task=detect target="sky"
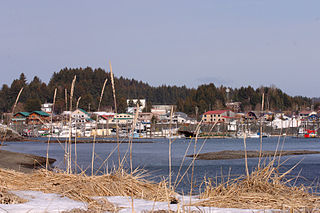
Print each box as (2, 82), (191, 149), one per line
(1, 0), (320, 97)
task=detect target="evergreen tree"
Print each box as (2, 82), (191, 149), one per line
(24, 98), (41, 112)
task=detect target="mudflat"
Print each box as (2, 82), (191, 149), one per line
(188, 150), (320, 160)
(0, 150), (56, 173)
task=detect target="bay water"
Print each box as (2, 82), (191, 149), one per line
(3, 137), (320, 194)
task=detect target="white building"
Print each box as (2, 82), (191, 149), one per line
(269, 117), (301, 129)
(151, 105), (176, 117)
(41, 103), (53, 113)
(159, 112), (196, 124)
(71, 109), (92, 123)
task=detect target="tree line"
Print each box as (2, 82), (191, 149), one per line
(0, 67), (315, 117)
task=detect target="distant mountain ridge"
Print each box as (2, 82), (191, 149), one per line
(0, 67), (315, 116)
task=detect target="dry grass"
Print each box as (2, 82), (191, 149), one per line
(196, 159), (320, 211)
(0, 181), (26, 204)
(0, 190), (26, 205)
(142, 211), (176, 213)
(0, 168), (175, 211)
(61, 198), (117, 213)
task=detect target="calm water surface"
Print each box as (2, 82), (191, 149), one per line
(3, 137), (320, 193)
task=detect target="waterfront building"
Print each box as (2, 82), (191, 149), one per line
(27, 111), (50, 125)
(12, 112), (30, 124)
(159, 112), (196, 124)
(151, 105), (176, 118)
(202, 110), (236, 123)
(71, 109), (91, 123)
(98, 113), (115, 124)
(113, 113), (134, 124)
(41, 103), (53, 114)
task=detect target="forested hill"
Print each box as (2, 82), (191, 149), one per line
(0, 67), (313, 116)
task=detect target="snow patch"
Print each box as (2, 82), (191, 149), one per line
(0, 191), (278, 213)
(105, 195), (276, 213)
(0, 191), (87, 213)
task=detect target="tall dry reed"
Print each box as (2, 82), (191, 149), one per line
(46, 88), (57, 171)
(109, 61), (121, 167)
(168, 105), (174, 189)
(67, 75), (76, 174)
(197, 157), (320, 211)
(91, 78), (108, 176)
(73, 96), (82, 171)
(258, 92), (265, 169)
(1, 87), (24, 149)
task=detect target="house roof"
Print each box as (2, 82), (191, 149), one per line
(14, 112), (30, 117)
(100, 115), (114, 120)
(32, 111), (50, 117)
(79, 108), (90, 115)
(203, 110), (228, 115)
(299, 110), (312, 114)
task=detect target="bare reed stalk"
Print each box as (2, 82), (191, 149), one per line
(67, 76), (76, 174)
(188, 121), (222, 200)
(258, 93), (265, 168)
(130, 104), (139, 173)
(173, 120), (203, 188)
(197, 157), (320, 210)
(12, 87), (24, 115)
(95, 136), (135, 175)
(109, 61), (121, 167)
(74, 96), (81, 172)
(175, 120), (218, 190)
(277, 127), (289, 166)
(189, 121), (201, 200)
(243, 131), (249, 178)
(64, 88), (68, 166)
(91, 78), (108, 176)
(1, 87), (24, 149)
(273, 124), (285, 168)
(46, 88), (57, 171)
(168, 106), (174, 189)
(65, 89), (68, 112)
(128, 104), (140, 211)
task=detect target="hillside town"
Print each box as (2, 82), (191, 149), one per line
(3, 98), (320, 139)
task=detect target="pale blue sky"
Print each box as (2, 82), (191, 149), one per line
(1, 1), (320, 97)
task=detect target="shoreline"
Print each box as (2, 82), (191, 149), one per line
(0, 149), (56, 173)
(15, 138), (155, 143)
(188, 150), (320, 160)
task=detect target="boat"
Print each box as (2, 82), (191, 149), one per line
(304, 129), (317, 138)
(236, 131), (265, 139)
